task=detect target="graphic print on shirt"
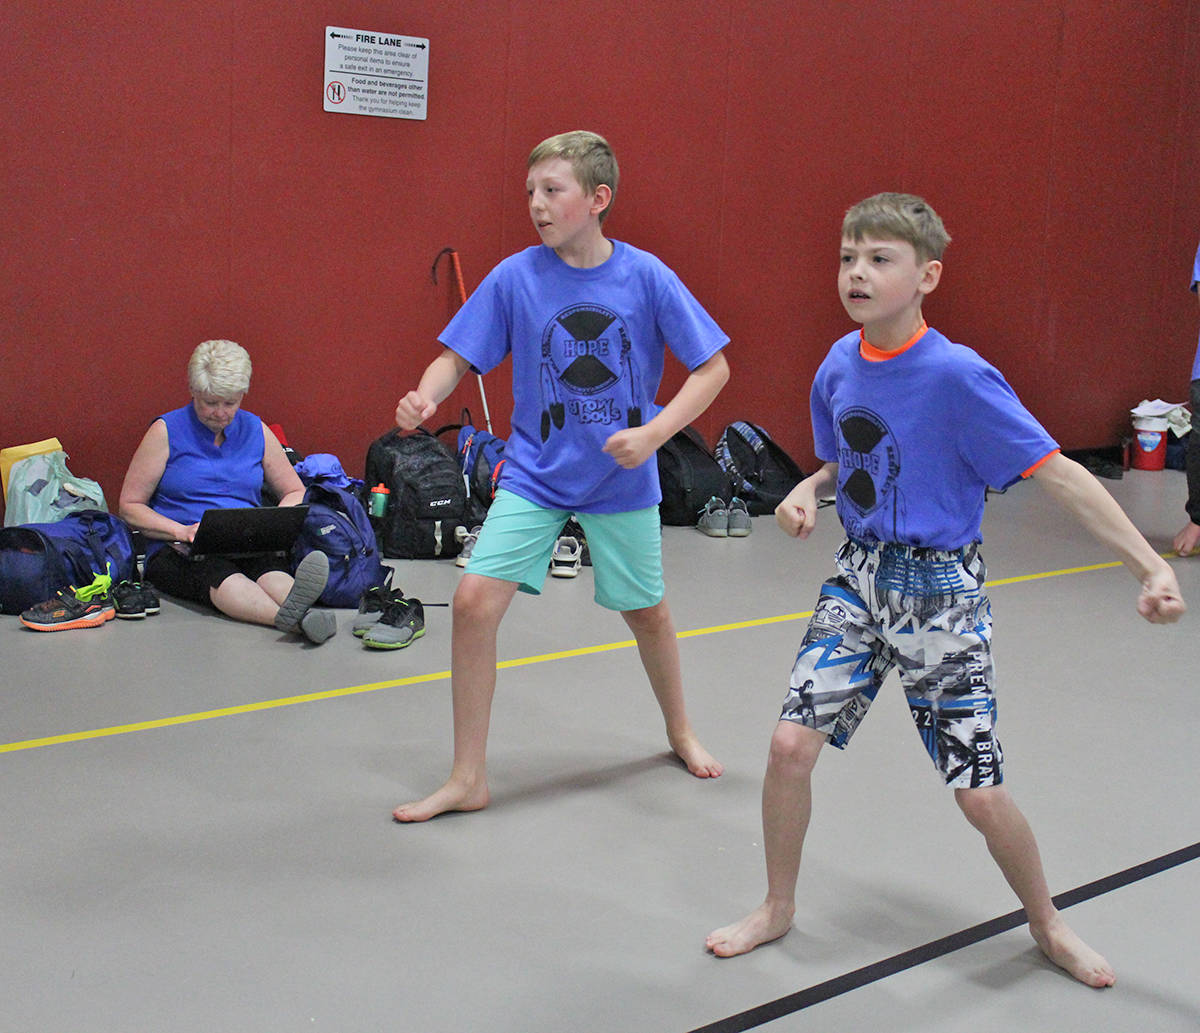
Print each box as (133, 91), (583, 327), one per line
(539, 303), (642, 442)
(837, 406), (904, 541)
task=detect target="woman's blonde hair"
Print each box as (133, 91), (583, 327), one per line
(188, 339), (252, 398)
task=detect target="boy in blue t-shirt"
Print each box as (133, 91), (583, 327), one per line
(706, 194), (1184, 987)
(391, 131), (730, 823)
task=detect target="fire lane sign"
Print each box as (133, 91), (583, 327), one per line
(324, 26), (429, 120)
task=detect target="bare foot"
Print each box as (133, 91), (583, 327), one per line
(706, 901), (794, 957)
(392, 777), (490, 823)
(668, 728), (724, 778)
(1030, 914), (1116, 988)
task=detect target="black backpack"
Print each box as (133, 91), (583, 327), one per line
(365, 428), (473, 559)
(715, 420), (805, 516)
(656, 425), (734, 526)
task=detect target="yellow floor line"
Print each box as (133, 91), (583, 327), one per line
(0, 557), (1140, 754)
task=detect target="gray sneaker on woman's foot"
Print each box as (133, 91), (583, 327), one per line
(275, 551), (330, 633)
(300, 608), (338, 644)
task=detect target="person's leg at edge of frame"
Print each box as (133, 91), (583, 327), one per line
(706, 720), (826, 956)
(622, 599), (724, 778)
(955, 785), (1116, 988)
(391, 572), (520, 823)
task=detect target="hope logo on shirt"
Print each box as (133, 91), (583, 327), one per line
(538, 303), (642, 440)
(837, 407), (900, 517)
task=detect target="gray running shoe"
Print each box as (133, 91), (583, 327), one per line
(727, 497), (752, 537)
(696, 496), (729, 537)
(362, 596), (425, 650)
(352, 579), (405, 637)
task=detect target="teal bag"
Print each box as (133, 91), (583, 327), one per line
(4, 450), (107, 527)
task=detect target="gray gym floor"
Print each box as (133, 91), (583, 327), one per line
(2, 468), (1197, 1033)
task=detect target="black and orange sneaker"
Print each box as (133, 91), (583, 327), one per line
(20, 573), (116, 632)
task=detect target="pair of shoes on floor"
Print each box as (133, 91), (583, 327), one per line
(362, 595), (425, 650)
(456, 525), (483, 568)
(20, 569), (116, 631)
(113, 580), (160, 619)
(274, 551), (337, 644)
(551, 535), (583, 578)
(696, 496), (752, 538)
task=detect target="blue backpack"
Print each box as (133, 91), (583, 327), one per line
(292, 480), (390, 607)
(0, 509), (137, 614)
(455, 422), (507, 523)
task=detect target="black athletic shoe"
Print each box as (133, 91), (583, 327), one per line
(113, 580), (161, 619)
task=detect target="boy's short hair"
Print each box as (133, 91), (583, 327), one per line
(528, 130), (619, 223)
(842, 193), (951, 262)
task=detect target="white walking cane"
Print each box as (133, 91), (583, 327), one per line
(432, 248), (492, 433)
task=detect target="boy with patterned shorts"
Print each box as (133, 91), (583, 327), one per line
(706, 193), (1185, 987)
(391, 131), (729, 823)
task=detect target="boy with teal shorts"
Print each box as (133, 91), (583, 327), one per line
(391, 131), (730, 823)
(706, 193), (1185, 987)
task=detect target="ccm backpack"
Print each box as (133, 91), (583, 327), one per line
(656, 425), (733, 526)
(365, 428), (473, 559)
(292, 480), (390, 607)
(715, 421), (805, 515)
(0, 509), (137, 614)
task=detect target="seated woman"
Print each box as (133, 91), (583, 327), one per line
(118, 339), (336, 644)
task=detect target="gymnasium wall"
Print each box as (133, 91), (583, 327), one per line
(3, 0), (1198, 507)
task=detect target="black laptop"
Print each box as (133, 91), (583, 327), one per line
(184, 505), (309, 558)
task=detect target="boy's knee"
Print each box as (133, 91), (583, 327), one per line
(954, 784), (1010, 829)
(453, 574), (514, 625)
(768, 721), (824, 777)
(622, 598), (671, 635)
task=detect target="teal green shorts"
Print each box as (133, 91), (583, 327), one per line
(466, 489), (664, 612)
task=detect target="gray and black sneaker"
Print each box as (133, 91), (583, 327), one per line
(362, 596), (425, 650)
(352, 577), (405, 637)
(113, 580), (161, 619)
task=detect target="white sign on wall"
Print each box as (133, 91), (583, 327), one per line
(324, 26), (429, 120)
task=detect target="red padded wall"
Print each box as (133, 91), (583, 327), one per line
(2, 0), (1197, 508)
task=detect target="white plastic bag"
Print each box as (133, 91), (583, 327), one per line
(4, 450), (107, 526)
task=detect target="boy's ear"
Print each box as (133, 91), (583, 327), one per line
(919, 259), (943, 295)
(590, 184), (613, 219)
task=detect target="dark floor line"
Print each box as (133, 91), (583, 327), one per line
(687, 841), (1200, 1033)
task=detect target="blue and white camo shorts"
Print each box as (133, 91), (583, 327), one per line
(780, 537), (1003, 788)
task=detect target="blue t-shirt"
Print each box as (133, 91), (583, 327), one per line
(1190, 240), (1199, 381)
(811, 326), (1058, 550)
(439, 241), (729, 512)
(146, 403), (266, 556)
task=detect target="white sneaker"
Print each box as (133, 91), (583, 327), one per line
(550, 536), (582, 578)
(456, 526), (483, 568)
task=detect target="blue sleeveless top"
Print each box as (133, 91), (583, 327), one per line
(146, 403), (265, 556)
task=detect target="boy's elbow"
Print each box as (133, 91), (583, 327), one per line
(706, 350), (731, 388)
